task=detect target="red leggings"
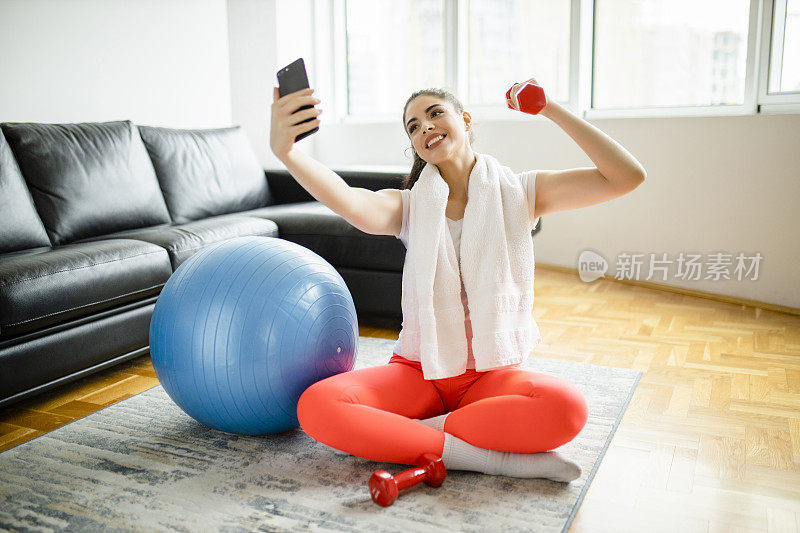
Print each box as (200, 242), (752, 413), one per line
(297, 353), (589, 466)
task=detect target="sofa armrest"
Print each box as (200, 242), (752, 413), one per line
(264, 168), (405, 206)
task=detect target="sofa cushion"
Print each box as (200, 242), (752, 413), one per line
(0, 130), (50, 253)
(0, 239), (172, 338)
(239, 202), (406, 273)
(0, 121), (172, 246)
(80, 216), (279, 270)
(138, 125), (269, 223)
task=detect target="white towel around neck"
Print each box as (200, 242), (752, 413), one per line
(400, 151), (540, 379)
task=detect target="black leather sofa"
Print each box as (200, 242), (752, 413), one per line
(0, 120), (541, 409)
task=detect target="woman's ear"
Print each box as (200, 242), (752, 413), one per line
(463, 111), (472, 130)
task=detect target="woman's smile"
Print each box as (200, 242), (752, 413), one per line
(427, 134), (447, 150)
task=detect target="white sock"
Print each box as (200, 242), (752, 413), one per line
(441, 433), (582, 483)
(440, 432), (491, 472)
(414, 413), (450, 432)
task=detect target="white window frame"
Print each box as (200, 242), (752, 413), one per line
(759, 0), (800, 113)
(314, 0), (800, 124)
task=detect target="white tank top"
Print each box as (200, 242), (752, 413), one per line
(445, 216), (477, 370)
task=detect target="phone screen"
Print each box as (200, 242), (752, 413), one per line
(277, 58), (319, 142)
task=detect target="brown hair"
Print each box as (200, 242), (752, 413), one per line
(400, 88), (476, 190)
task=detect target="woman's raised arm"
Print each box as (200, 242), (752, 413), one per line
(270, 87), (359, 223)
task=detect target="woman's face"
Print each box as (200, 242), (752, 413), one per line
(404, 95), (471, 165)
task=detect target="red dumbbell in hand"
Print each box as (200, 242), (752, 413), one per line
(369, 453), (447, 507)
(506, 80), (547, 115)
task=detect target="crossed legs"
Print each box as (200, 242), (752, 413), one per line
(297, 362), (447, 464)
(296, 359), (588, 466)
(444, 367), (588, 453)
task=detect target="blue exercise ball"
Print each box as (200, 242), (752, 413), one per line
(149, 236), (358, 435)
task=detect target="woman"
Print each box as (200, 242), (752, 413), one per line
(270, 79), (646, 482)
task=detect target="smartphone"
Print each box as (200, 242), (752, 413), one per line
(277, 58), (319, 143)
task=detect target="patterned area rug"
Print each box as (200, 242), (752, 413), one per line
(0, 336), (641, 532)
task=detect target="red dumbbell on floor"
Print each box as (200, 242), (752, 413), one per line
(369, 453), (447, 507)
(506, 82), (547, 115)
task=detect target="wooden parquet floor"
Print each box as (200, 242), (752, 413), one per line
(1, 265), (799, 532)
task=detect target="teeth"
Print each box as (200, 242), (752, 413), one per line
(427, 134), (445, 148)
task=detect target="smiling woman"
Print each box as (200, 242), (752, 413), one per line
(340, 88), (479, 238)
(271, 76), (642, 484)
(297, 138), (588, 482)
(400, 87), (476, 192)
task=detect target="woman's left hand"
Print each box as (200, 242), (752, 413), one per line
(506, 77), (551, 114)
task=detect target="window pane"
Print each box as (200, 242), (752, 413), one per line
(595, 0), (750, 108)
(346, 0), (445, 116)
(468, 0), (570, 106)
(770, 0), (800, 92)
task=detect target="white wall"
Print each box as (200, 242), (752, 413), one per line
(227, 0), (278, 169)
(0, 0), (232, 128)
(227, 0), (316, 169)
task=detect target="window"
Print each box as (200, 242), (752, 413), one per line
(768, 0), (800, 93)
(594, 0), (750, 109)
(467, 0), (570, 107)
(344, 0), (446, 117)
(329, 0), (800, 120)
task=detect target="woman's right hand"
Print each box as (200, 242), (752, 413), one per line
(270, 87), (323, 160)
